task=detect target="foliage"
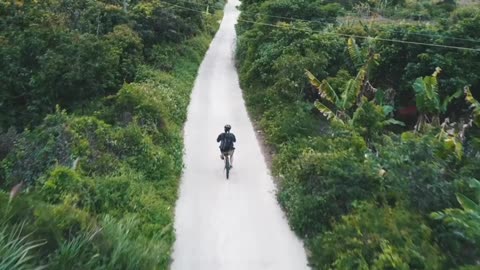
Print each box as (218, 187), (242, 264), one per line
(276, 131), (378, 236)
(0, 0), (223, 268)
(0, 222), (46, 270)
(237, 0), (480, 268)
(465, 86), (480, 126)
(378, 131), (458, 214)
(310, 203), (444, 269)
(0, 0), (224, 130)
(431, 178), (480, 267)
(412, 67), (462, 131)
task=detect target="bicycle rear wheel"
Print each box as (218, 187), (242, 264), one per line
(225, 156), (230, 179)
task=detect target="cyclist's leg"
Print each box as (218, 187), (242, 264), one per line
(220, 149), (224, 160)
(229, 149), (235, 166)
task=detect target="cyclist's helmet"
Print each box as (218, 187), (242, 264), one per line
(224, 124), (231, 132)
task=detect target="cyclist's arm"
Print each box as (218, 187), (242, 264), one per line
(232, 134), (236, 142)
(216, 133), (223, 142)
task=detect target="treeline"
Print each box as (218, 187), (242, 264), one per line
(0, 0), (224, 268)
(236, 0), (480, 268)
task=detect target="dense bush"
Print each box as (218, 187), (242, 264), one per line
(310, 203), (445, 269)
(277, 131), (379, 236)
(0, 0), (224, 130)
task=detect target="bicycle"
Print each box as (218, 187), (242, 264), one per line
(223, 152), (232, 179)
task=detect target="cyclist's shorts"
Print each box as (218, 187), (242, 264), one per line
(221, 149), (235, 156)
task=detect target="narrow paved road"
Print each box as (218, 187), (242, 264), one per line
(171, 1), (309, 269)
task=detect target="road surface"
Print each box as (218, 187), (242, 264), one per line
(171, 0), (310, 269)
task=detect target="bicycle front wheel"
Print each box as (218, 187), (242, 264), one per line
(225, 156), (230, 179)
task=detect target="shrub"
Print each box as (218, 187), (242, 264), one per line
(431, 178), (480, 267)
(261, 103), (318, 146)
(0, 127), (18, 161)
(277, 131), (380, 237)
(40, 167), (96, 211)
(378, 132), (458, 214)
(310, 203), (444, 269)
(148, 44), (177, 71)
(1, 110), (76, 186)
(33, 203), (93, 247)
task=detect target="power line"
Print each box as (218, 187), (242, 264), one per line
(159, 1), (480, 52)
(164, 0), (480, 44)
(239, 19), (480, 52)
(338, 17), (480, 44)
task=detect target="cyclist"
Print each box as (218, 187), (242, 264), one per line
(217, 124), (236, 166)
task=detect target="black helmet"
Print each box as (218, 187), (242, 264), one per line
(224, 124), (231, 132)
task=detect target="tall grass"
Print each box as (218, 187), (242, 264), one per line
(0, 222), (45, 270)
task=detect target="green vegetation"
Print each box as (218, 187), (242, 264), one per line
(0, 0), (224, 268)
(236, 0), (480, 268)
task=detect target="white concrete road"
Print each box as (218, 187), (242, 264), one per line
(171, 0), (309, 269)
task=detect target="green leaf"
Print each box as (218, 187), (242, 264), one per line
(457, 193), (480, 212)
(468, 178), (480, 190)
(314, 101), (343, 124)
(445, 137), (463, 160)
(413, 71), (441, 114)
(468, 179), (480, 202)
(340, 79), (357, 110)
(384, 119), (405, 126)
(305, 69), (338, 104)
(347, 37), (362, 67)
(465, 86), (480, 126)
(441, 89), (462, 113)
(413, 77), (426, 95)
(430, 212), (445, 220)
(382, 105), (394, 116)
(340, 69), (364, 110)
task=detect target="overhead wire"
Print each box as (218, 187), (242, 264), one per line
(159, 0), (480, 52)
(238, 19), (480, 52)
(166, 0), (480, 44)
(163, 0), (480, 44)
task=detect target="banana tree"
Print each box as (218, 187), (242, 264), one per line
(304, 37), (378, 122)
(306, 69), (404, 129)
(347, 37), (380, 105)
(305, 69), (364, 124)
(412, 67), (462, 132)
(306, 37), (404, 130)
